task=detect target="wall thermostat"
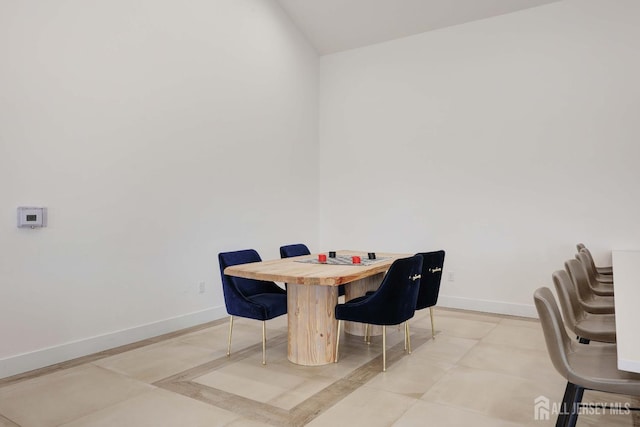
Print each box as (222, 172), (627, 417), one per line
(17, 207), (47, 228)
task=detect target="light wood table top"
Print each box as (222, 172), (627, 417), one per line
(224, 250), (410, 286)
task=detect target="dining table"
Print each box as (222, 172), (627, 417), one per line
(611, 250), (640, 373)
(223, 250), (409, 366)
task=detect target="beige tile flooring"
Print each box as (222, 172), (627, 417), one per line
(1, 307), (639, 426)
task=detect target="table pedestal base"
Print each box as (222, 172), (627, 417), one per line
(287, 283), (339, 366)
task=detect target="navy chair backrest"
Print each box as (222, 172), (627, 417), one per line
(218, 249), (282, 305)
(415, 250), (445, 310)
(359, 255), (423, 325)
(280, 244), (311, 258)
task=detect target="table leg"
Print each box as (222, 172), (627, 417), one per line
(344, 273), (385, 337)
(287, 283), (339, 366)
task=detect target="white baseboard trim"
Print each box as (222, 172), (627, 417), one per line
(437, 295), (537, 318)
(0, 306), (227, 380)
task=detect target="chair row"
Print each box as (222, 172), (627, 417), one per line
(535, 243), (639, 427)
(218, 245), (445, 371)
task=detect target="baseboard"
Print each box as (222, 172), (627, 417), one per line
(0, 306), (227, 380)
(437, 295), (537, 318)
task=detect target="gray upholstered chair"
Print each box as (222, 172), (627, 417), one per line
(552, 270), (616, 344)
(578, 249), (614, 288)
(564, 259), (614, 315)
(534, 287), (640, 427)
(576, 243), (613, 275)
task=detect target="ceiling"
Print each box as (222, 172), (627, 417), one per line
(275, 0), (560, 55)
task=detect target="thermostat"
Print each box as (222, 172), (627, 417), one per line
(17, 207), (47, 228)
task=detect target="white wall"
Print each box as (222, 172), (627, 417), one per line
(0, 0), (318, 377)
(319, 0), (640, 317)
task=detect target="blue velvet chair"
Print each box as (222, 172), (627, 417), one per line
(279, 243), (310, 259)
(416, 250), (445, 338)
(279, 243), (345, 297)
(334, 255), (423, 371)
(218, 249), (287, 365)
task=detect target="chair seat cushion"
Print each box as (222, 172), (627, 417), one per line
(246, 293), (288, 320)
(336, 294), (411, 325)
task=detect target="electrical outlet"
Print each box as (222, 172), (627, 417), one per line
(198, 281), (206, 294)
(448, 272), (455, 282)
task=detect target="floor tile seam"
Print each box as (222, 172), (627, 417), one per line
(460, 342), (551, 366)
(158, 380), (290, 426)
(385, 397), (435, 427)
(476, 339), (547, 353)
(162, 326), (430, 386)
(50, 387), (164, 427)
(153, 334), (289, 386)
(410, 339), (490, 401)
(0, 319), (227, 388)
(432, 330), (484, 370)
(287, 378), (363, 426)
(87, 363), (163, 389)
(415, 398), (524, 426)
(452, 363), (549, 382)
(498, 317), (541, 327)
(154, 330), (433, 426)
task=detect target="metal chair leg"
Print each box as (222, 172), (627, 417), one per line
(227, 315), (234, 357)
(429, 307), (435, 338)
(382, 325), (387, 372)
(335, 320), (341, 363)
(262, 321), (266, 365)
(403, 322), (407, 351)
(364, 324), (369, 344)
(567, 386), (584, 427)
(406, 321), (412, 354)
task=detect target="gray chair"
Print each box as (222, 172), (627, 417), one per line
(578, 248), (614, 287)
(534, 287), (640, 427)
(576, 243), (613, 275)
(564, 259), (614, 315)
(552, 270), (616, 344)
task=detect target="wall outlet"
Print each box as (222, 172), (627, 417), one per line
(198, 281), (206, 294)
(448, 272), (455, 282)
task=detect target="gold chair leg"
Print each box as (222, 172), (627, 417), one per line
(382, 325), (387, 372)
(430, 307), (435, 338)
(406, 321), (412, 354)
(227, 315), (234, 357)
(262, 321), (266, 365)
(404, 323), (407, 351)
(335, 320), (341, 363)
(364, 324), (368, 343)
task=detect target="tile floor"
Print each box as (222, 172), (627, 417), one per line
(1, 307), (638, 427)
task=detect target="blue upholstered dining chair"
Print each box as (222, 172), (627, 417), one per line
(415, 250), (445, 338)
(218, 249), (287, 365)
(365, 250), (445, 339)
(279, 243), (310, 259)
(334, 255), (423, 371)
(279, 243), (345, 297)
